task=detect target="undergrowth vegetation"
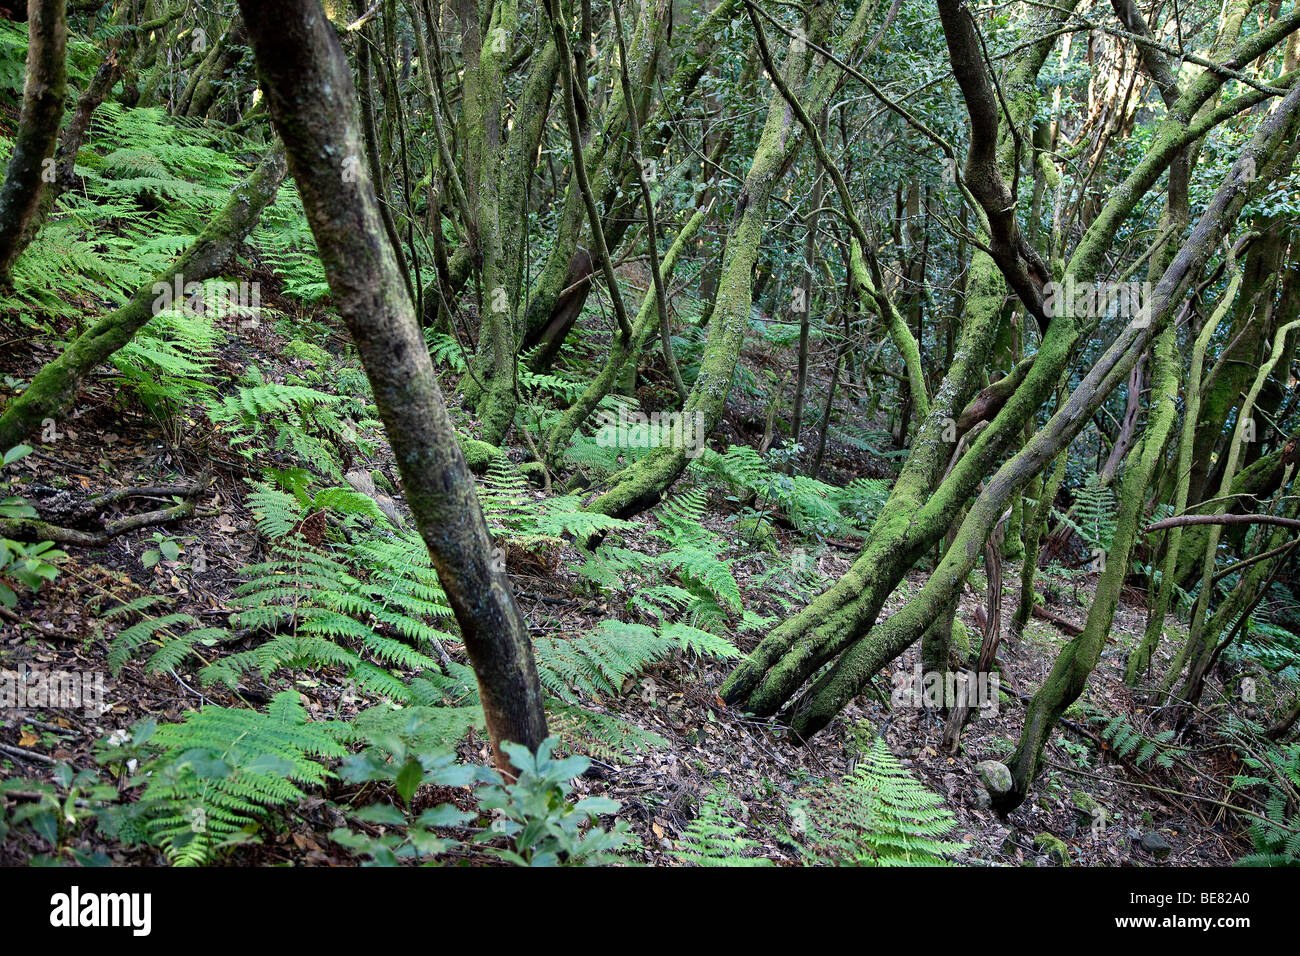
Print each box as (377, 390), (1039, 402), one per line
(2, 0), (1300, 876)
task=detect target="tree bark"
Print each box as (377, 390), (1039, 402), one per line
(0, 143), (288, 450)
(0, 0), (67, 282)
(727, 39), (1300, 734)
(997, 327), (1179, 809)
(583, 0), (877, 518)
(236, 0), (547, 773)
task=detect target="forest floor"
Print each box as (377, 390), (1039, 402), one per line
(0, 302), (1259, 867)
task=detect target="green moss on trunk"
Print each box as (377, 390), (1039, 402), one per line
(0, 145), (288, 449)
(1000, 327), (1178, 810)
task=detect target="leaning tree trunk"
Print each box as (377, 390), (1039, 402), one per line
(0, 0), (67, 283)
(462, 0), (663, 443)
(791, 104), (1280, 741)
(176, 14), (246, 119)
(995, 327), (1179, 809)
(543, 205), (708, 465)
(720, 1), (1300, 725)
(1182, 231), (1280, 509)
(1162, 313), (1300, 701)
(1178, 499), (1299, 708)
(1126, 260), (1244, 682)
(519, 0), (740, 372)
(0, 143), (288, 450)
(19, 0), (175, 249)
(22, 41), (125, 248)
(788, 110), (826, 463)
(1010, 428), (1067, 640)
(236, 0), (546, 773)
(722, 0), (1084, 716)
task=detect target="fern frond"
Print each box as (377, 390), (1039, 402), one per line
(671, 790), (773, 866)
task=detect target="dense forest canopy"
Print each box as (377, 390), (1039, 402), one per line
(0, 0), (1298, 874)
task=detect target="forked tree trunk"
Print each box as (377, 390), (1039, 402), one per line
(519, 0), (740, 373)
(722, 2), (1083, 717)
(723, 6), (1300, 736)
(1162, 313), (1300, 701)
(176, 14), (246, 119)
(21, 0), (179, 244)
(1010, 429), (1067, 639)
(788, 111), (826, 465)
(236, 0), (546, 772)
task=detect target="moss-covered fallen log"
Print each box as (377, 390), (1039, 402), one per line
(0, 471), (212, 547)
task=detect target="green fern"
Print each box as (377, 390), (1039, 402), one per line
(209, 368), (364, 480)
(204, 529), (452, 702)
(799, 737), (963, 866)
(118, 691), (347, 866)
(427, 331), (470, 372)
(476, 456), (631, 556)
(107, 477), (456, 707)
(691, 445), (866, 535)
(253, 183), (332, 302)
(534, 620), (675, 701)
(650, 488), (743, 619)
(1, 102), (252, 321)
(532, 616), (732, 758)
(1094, 715), (1177, 769)
(1063, 471), (1118, 556)
(1229, 737), (1300, 865)
(671, 790), (773, 866)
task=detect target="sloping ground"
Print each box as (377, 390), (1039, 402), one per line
(0, 298), (1255, 865)
(0, 94), (1271, 864)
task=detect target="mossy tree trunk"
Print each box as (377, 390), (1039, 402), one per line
(21, 1), (158, 249)
(788, 109), (826, 465)
(450, 0), (522, 446)
(176, 13), (245, 119)
(723, 0), (1082, 716)
(464, 0), (668, 442)
(582, 0), (877, 518)
(1127, 260), (1244, 682)
(1010, 430), (1066, 640)
(518, 0), (741, 372)
(543, 205), (708, 465)
(0, 0), (67, 283)
(1184, 227), (1284, 509)
(997, 328), (1179, 809)
(1162, 313), (1300, 701)
(796, 83), (1300, 742)
(722, 6), (1300, 731)
(0, 143), (288, 450)
(1178, 498), (1300, 708)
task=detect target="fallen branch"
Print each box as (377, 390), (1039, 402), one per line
(1031, 602), (1084, 636)
(0, 470), (212, 547)
(0, 742), (55, 765)
(1144, 512), (1300, 534)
